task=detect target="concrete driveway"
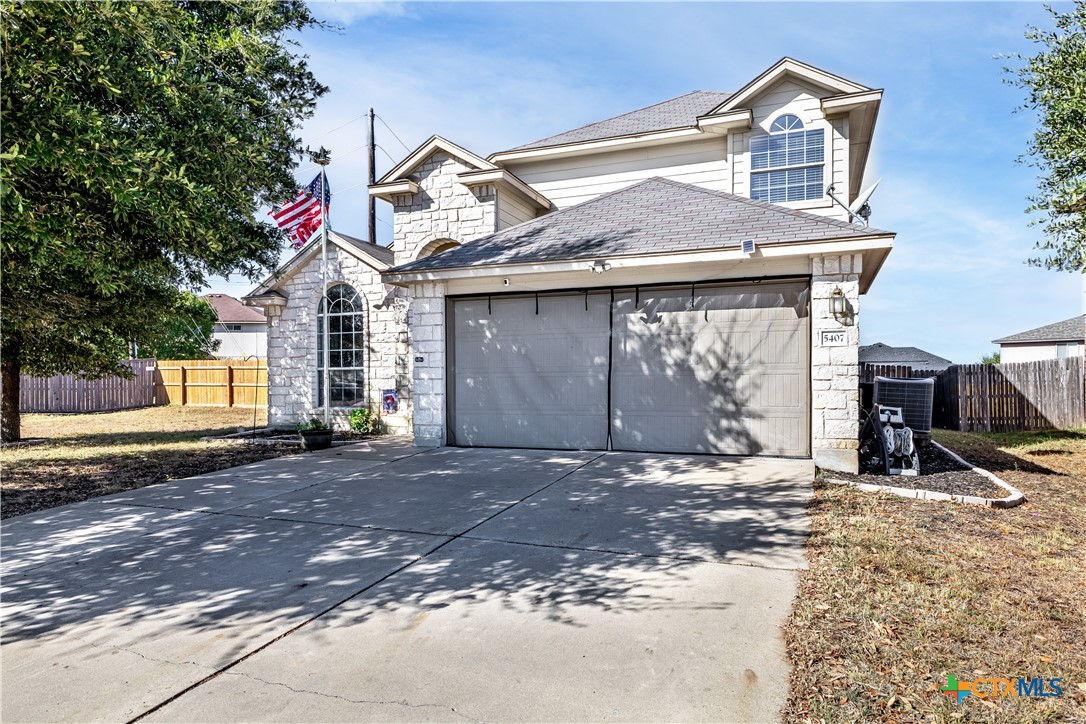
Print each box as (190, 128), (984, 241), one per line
(1, 438), (812, 723)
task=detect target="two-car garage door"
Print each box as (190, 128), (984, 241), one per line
(447, 280), (810, 457)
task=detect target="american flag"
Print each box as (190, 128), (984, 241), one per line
(270, 173), (330, 250)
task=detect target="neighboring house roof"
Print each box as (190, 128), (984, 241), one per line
(387, 176), (891, 274)
(202, 294), (265, 324)
(506, 91), (732, 152)
(993, 314), (1086, 344)
(859, 342), (953, 369)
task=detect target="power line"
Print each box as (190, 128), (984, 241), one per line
(307, 113), (368, 143)
(376, 114), (412, 153)
(376, 144), (399, 165)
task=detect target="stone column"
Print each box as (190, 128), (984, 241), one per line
(810, 254), (862, 473)
(408, 281), (447, 447)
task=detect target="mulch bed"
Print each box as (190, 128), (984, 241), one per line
(208, 429), (381, 445)
(1, 442), (299, 520)
(824, 442), (1008, 499)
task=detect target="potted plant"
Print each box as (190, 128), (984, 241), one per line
(297, 417), (333, 451)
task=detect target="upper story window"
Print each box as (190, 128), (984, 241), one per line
(750, 114), (825, 204)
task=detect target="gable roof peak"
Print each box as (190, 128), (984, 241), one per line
(709, 57), (871, 115)
(377, 134), (495, 184)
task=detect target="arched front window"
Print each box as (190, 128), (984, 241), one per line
(317, 284), (365, 407)
(750, 114), (825, 203)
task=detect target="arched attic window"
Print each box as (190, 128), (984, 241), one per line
(750, 113), (825, 203)
(317, 283), (366, 407)
(417, 238), (461, 259)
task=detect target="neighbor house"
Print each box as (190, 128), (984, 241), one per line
(245, 58), (894, 472)
(859, 342), (953, 371)
(993, 314), (1085, 363)
(201, 294), (267, 359)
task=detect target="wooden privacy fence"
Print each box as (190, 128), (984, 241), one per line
(860, 357), (1084, 432)
(156, 359), (267, 408)
(19, 359), (159, 413)
(19, 359), (268, 413)
(942, 358), (1083, 432)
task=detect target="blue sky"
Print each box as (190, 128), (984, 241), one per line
(206, 1), (1082, 364)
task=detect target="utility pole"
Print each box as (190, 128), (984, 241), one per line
(367, 107), (377, 245)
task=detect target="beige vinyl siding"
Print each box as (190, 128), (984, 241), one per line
(506, 136), (729, 210)
(496, 186), (539, 230)
(830, 117), (850, 218)
(731, 131), (749, 197)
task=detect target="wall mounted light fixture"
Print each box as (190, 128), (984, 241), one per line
(829, 287), (852, 324)
(590, 260), (611, 274)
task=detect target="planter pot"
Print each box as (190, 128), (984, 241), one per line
(298, 429), (333, 451)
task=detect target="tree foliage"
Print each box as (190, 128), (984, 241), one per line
(0, 0), (326, 439)
(981, 350), (1001, 365)
(1005, 2), (1086, 272)
(141, 293), (221, 360)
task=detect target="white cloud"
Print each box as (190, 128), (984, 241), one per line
(308, 1), (408, 26)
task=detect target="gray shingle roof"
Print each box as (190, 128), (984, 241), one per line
(993, 315), (1085, 344)
(332, 230), (394, 264)
(505, 91), (732, 152)
(388, 177), (891, 274)
(859, 343), (953, 369)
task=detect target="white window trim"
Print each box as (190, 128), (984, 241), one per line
(748, 119), (833, 205)
(316, 284), (368, 409)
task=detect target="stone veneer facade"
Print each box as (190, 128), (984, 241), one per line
(391, 151), (498, 266)
(810, 253), (862, 472)
(263, 243), (411, 433)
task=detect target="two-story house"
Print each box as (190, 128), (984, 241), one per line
(245, 58), (893, 473)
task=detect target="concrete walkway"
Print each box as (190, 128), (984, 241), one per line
(1, 437), (812, 723)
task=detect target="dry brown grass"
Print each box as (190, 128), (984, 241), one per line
(785, 428), (1086, 722)
(1, 406), (296, 519)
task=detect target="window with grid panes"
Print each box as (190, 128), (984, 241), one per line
(750, 114), (825, 203)
(316, 284), (366, 407)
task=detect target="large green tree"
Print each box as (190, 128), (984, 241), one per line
(1006, 2), (1086, 272)
(1, 1), (326, 440)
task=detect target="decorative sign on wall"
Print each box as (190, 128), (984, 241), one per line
(414, 356), (424, 363)
(382, 389), (399, 414)
(820, 330), (848, 347)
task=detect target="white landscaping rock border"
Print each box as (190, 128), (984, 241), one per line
(823, 441), (1026, 509)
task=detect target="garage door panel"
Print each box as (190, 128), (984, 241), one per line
(450, 293), (611, 450)
(610, 283), (809, 456)
(450, 281), (809, 457)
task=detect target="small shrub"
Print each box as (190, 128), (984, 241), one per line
(296, 417), (328, 432)
(348, 408), (377, 434)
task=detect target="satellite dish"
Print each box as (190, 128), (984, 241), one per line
(849, 178), (881, 226)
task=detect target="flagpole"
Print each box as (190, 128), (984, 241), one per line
(316, 155), (331, 429)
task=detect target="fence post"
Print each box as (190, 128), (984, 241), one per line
(227, 365), (234, 407)
(179, 365), (187, 407)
